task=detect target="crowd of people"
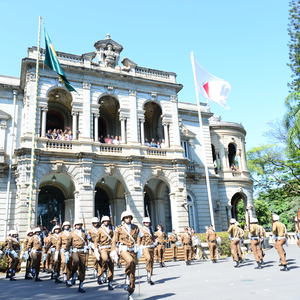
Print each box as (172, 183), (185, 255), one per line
(1, 212), (299, 299)
(144, 138), (166, 148)
(46, 129), (73, 141)
(98, 134), (122, 145)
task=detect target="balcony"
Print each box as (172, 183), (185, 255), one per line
(34, 137), (183, 160)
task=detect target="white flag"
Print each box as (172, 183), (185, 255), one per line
(194, 59), (231, 107)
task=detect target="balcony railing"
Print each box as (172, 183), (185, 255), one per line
(146, 148), (167, 156)
(99, 144), (122, 153)
(46, 139), (73, 150)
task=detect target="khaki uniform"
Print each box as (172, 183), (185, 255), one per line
(27, 235), (43, 275)
(94, 225), (114, 281)
(180, 232), (192, 262)
(258, 225), (266, 258)
(70, 229), (88, 281)
(154, 230), (167, 263)
(272, 221), (287, 266)
(57, 230), (72, 279)
(227, 224), (241, 262)
(88, 226), (100, 272)
(4, 236), (20, 276)
(249, 224), (263, 262)
(168, 233), (178, 260)
(44, 235), (52, 271)
(23, 237), (32, 275)
(206, 229), (217, 261)
(45, 233), (61, 276)
(139, 226), (155, 275)
(112, 224), (139, 295)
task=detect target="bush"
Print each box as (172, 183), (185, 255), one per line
(195, 231), (231, 257)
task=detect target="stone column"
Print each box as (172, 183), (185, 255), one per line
(81, 82), (92, 140)
(241, 139), (248, 172)
(41, 108), (47, 137)
(64, 199), (75, 224)
(94, 113), (99, 141)
(163, 123), (170, 147)
(127, 190), (144, 225)
(140, 119), (145, 145)
(0, 121), (7, 151)
(120, 117), (126, 144)
(72, 112), (77, 140)
(113, 198), (126, 226)
(128, 90), (138, 143)
(170, 95), (181, 147)
(74, 191), (80, 221)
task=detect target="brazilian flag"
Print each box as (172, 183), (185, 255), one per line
(44, 30), (76, 92)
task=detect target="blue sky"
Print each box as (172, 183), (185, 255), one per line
(0, 1), (290, 149)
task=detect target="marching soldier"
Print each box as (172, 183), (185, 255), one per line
(227, 218), (242, 267)
(111, 210), (140, 300)
(180, 227), (193, 265)
(272, 214), (289, 271)
(168, 229), (178, 261)
(42, 227), (51, 273)
(249, 218), (263, 269)
(206, 225), (218, 263)
(139, 217), (155, 285)
(22, 229), (34, 279)
(94, 215), (114, 290)
(154, 224), (167, 267)
(66, 219), (89, 293)
(45, 225), (62, 283)
(57, 221), (72, 283)
(258, 223), (266, 262)
(4, 230), (20, 280)
(236, 222), (244, 261)
(27, 227), (44, 281)
(87, 217), (101, 278)
(294, 216), (300, 248)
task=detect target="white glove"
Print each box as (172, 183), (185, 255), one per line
(23, 251), (29, 261)
(110, 250), (119, 263)
(0, 250), (3, 258)
(11, 250), (18, 259)
(136, 246), (143, 259)
(54, 250), (59, 262)
(94, 249), (100, 261)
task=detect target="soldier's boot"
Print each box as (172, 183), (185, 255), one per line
(78, 281), (85, 293)
(71, 273), (77, 285)
(31, 268), (36, 279)
(162, 262), (166, 267)
(234, 261), (240, 268)
(9, 269), (16, 281)
(280, 265), (289, 272)
(35, 272), (42, 281)
(93, 268), (98, 279)
(108, 280), (114, 290)
(55, 273), (62, 284)
(50, 272), (54, 280)
(213, 259), (217, 263)
(260, 259), (264, 265)
(97, 275), (103, 285)
(147, 272), (154, 285)
(173, 258), (177, 262)
(6, 269), (11, 279)
(255, 262), (262, 269)
(25, 272), (33, 280)
(185, 261), (188, 266)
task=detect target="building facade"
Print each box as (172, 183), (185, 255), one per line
(0, 35), (253, 240)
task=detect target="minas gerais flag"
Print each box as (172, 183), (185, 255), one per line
(44, 30), (76, 92)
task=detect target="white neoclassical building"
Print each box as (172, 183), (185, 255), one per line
(0, 35), (253, 240)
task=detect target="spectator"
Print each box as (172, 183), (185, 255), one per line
(144, 138), (150, 146)
(105, 134), (112, 144)
(161, 139), (166, 148)
(150, 138), (157, 148)
(46, 129), (52, 139)
(113, 136), (120, 145)
(99, 135), (105, 143)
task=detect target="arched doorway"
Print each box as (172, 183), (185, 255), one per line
(37, 173), (75, 229)
(98, 96), (120, 140)
(144, 178), (172, 232)
(37, 186), (65, 229)
(95, 177), (126, 226)
(231, 192), (247, 227)
(144, 101), (164, 143)
(46, 88), (72, 134)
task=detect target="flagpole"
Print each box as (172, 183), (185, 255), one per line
(190, 51), (215, 229)
(27, 16), (42, 230)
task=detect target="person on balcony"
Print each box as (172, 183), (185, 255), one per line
(160, 139), (166, 148)
(46, 129), (53, 139)
(113, 136), (120, 145)
(99, 135), (105, 143)
(150, 138), (157, 148)
(105, 134), (112, 144)
(144, 139), (150, 146)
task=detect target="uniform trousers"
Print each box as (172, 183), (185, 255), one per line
(71, 251), (86, 281)
(156, 244), (165, 263)
(143, 247), (154, 275)
(183, 245), (192, 262)
(275, 239), (287, 265)
(208, 241), (217, 260)
(61, 250), (72, 279)
(100, 248), (114, 281)
(230, 240), (240, 262)
(170, 243), (177, 259)
(31, 252), (42, 273)
(250, 239), (262, 262)
(120, 250), (137, 294)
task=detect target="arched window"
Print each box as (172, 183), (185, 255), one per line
(228, 143), (237, 170)
(144, 102), (164, 145)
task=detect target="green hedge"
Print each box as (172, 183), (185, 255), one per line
(195, 231), (231, 257)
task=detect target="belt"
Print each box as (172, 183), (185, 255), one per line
(251, 237), (259, 240)
(99, 245), (111, 249)
(31, 249), (42, 253)
(119, 244), (135, 252)
(72, 248), (85, 253)
(143, 244), (155, 248)
(183, 243), (191, 246)
(209, 240), (217, 243)
(277, 237), (286, 240)
(231, 238), (240, 241)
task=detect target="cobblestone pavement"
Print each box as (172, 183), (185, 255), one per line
(0, 245), (299, 300)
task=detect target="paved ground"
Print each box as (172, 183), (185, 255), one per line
(0, 245), (299, 300)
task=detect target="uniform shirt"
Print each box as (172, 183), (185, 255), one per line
(70, 229), (88, 249)
(5, 236), (20, 251)
(180, 232), (192, 245)
(45, 233), (60, 251)
(88, 226), (99, 242)
(295, 221), (300, 233)
(112, 223), (139, 250)
(94, 225), (114, 247)
(258, 225), (266, 238)
(168, 233), (178, 243)
(154, 230), (167, 244)
(27, 235), (43, 251)
(206, 229), (217, 242)
(249, 224), (260, 237)
(57, 230), (72, 251)
(227, 224), (240, 239)
(139, 226), (155, 246)
(272, 221), (286, 237)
